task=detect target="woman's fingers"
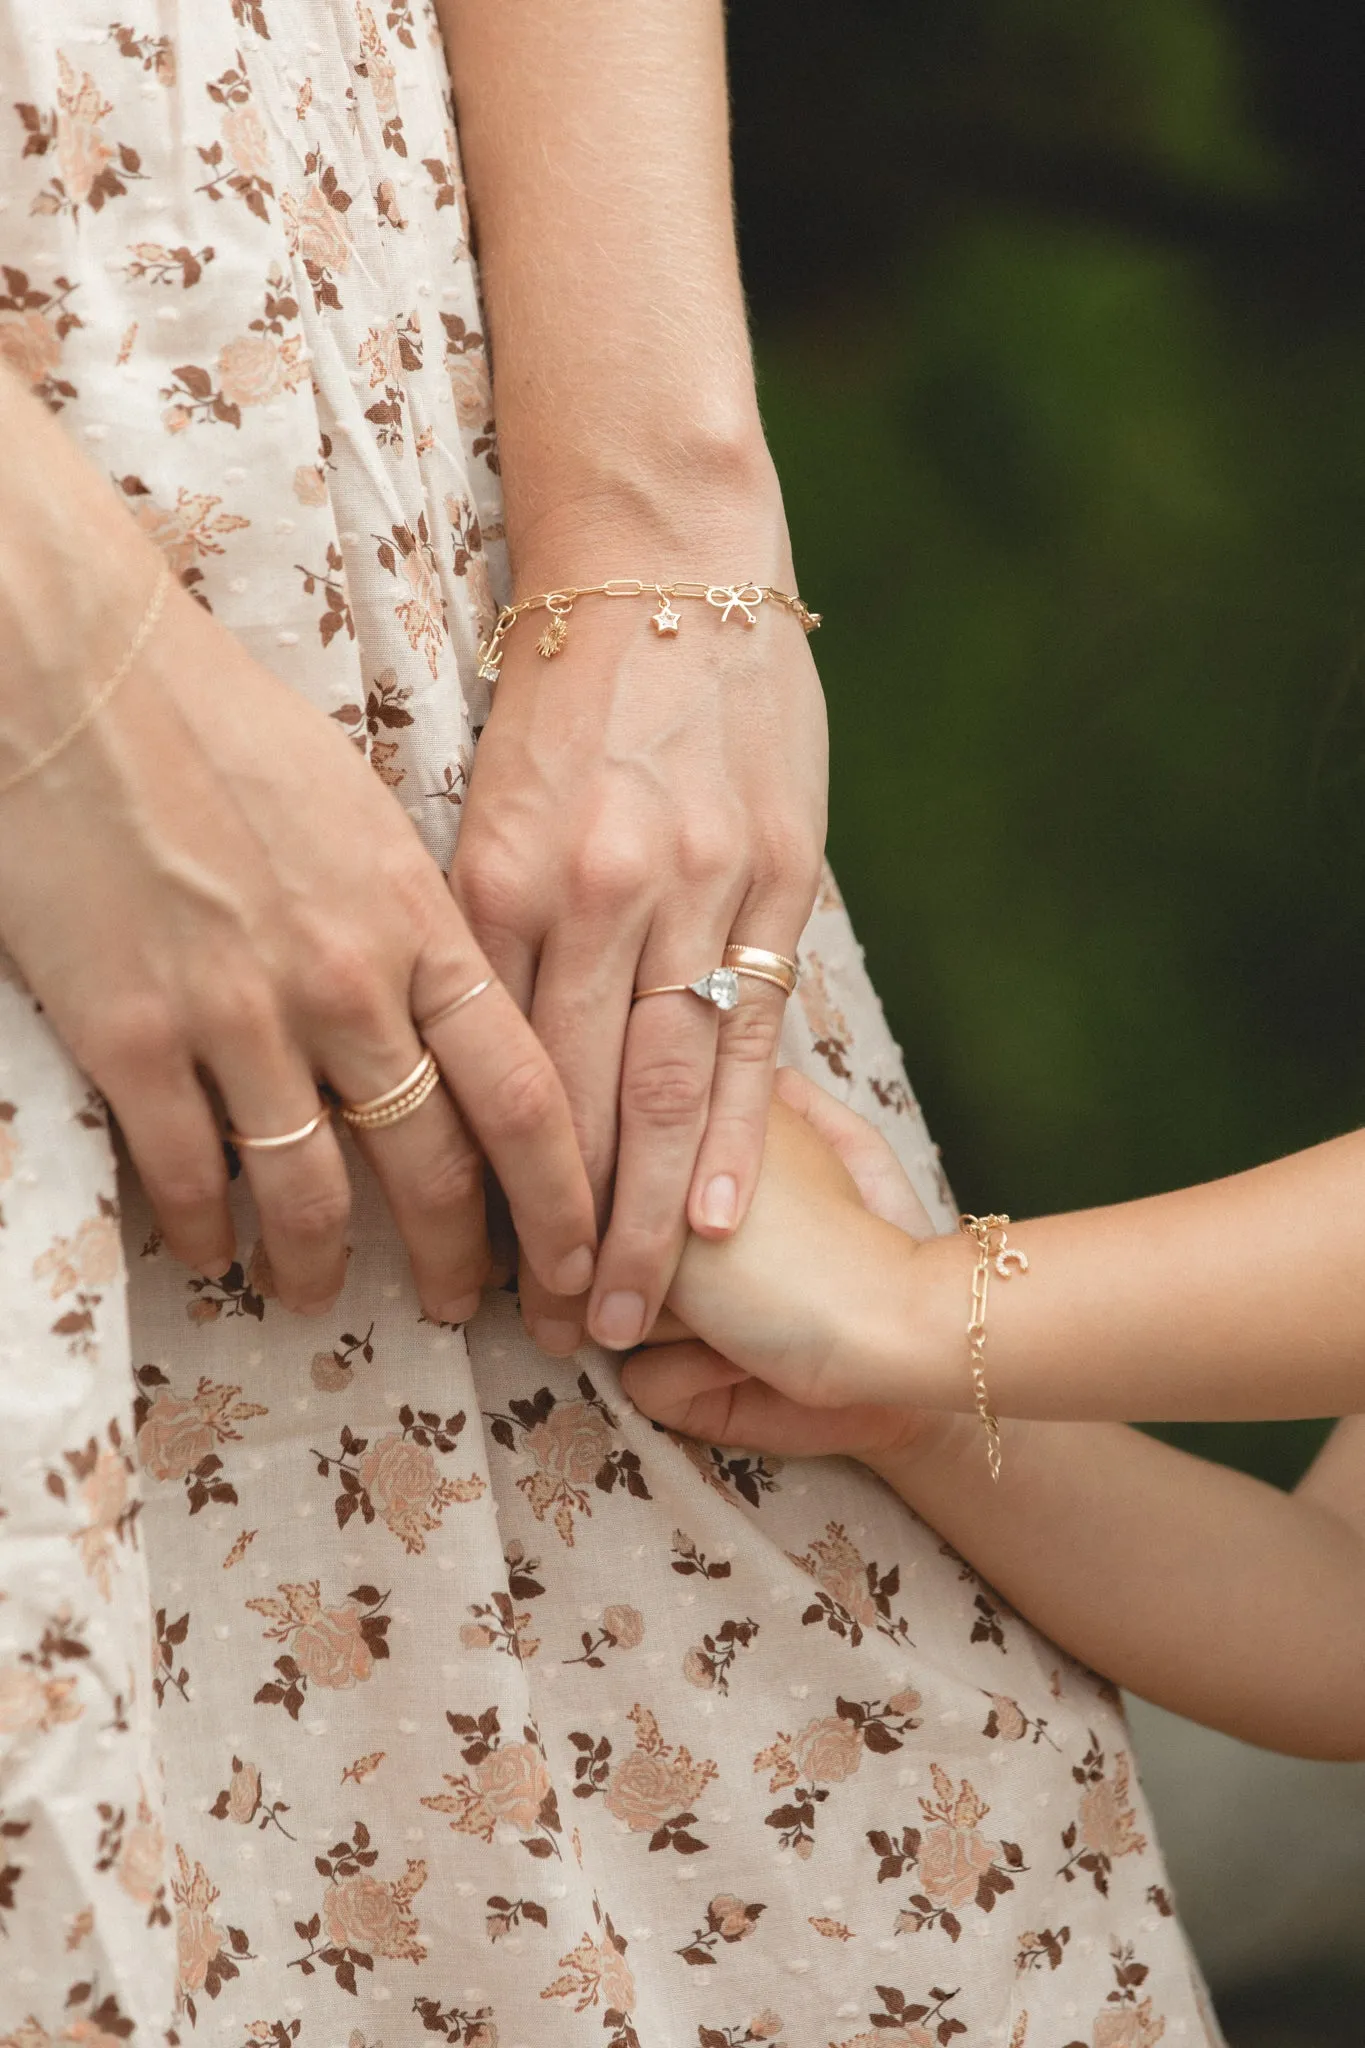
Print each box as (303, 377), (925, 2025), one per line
(517, 917), (642, 1353)
(110, 1064), (236, 1278)
(586, 922), (735, 1351)
(687, 977), (790, 1238)
(412, 954), (597, 1302)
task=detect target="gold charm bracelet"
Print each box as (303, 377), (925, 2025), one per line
(958, 1213), (1030, 1482)
(476, 578), (821, 684)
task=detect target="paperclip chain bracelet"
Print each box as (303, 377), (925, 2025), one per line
(957, 1213), (1030, 1482)
(0, 560), (171, 801)
(476, 577), (821, 684)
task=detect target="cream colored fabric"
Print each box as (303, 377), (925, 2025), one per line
(0, 7), (1221, 2045)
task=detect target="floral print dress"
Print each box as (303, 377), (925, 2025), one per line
(0, 7), (1224, 2047)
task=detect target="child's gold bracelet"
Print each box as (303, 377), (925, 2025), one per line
(476, 577), (821, 684)
(957, 1213), (1029, 1482)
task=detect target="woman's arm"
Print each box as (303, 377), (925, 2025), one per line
(867, 1414), (1365, 1760)
(434, 0), (828, 1358)
(0, 365), (596, 1319)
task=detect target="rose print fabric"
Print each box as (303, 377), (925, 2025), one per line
(0, 5), (1224, 2045)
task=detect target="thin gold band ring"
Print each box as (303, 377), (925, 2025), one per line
(417, 974), (495, 1035)
(226, 1103), (331, 1152)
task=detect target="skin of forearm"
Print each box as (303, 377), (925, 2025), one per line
(866, 1419), (1365, 1760)
(862, 1129), (1365, 1423)
(433, 0), (785, 571)
(0, 366), (159, 766)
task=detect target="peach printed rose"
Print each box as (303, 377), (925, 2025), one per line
(173, 1850), (226, 1994)
(293, 463), (329, 507)
(62, 2020), (131, 2048)
(226, 1759), (261, 1825)
(117, 1808), (166, 1905)
(222, 101), (270, 179)
(917, 1822), (998, 1911)
(290, 178), (354, 276)
(292, 1601), (373, 1689)
(708, 1894), (755, 1941)
(401, 540), (443, 629)
(599, 1934), (635, 2016)
(476, 1741), (550, 1831)
(359, 319), (405, 388)
(791, 1713), (863, 1785)
(839, 2031), (932, 2048)
(603, 1728), (715, 1832)
(73, 1214), (120, 1288)
(987, 1693), (1029, 1741)
(357, 8), (400, 120)
(794, 1524), (876, 1629)
(748, 2017), (784, 2043)
(359, 1434), (439, 1537)
(0, 1663), (79, 1735)
(447, 346), (491, 426)
(886, 1688), (923, 1719)
(323, 1863), (426, 1960)
(603, 1604), (644, 1649)
(216, 333), (287, 407)
(524, 1402), (614, 1488)
(55, 54), (114, 208)
(1093, 2000), (1166, 2048)
(0, 310), (61, 386)
(0, 1113), (17, 1185)
(137, 1393), (215, 1482)
(1079, 1753), (1146, 1862)
(81, 1448), (129, 1537)
(682, 1646), (714, 1689)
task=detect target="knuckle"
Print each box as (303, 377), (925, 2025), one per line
(674, 822), (734, 889)
(296, 936), (391, 1036)
(720, 1000), (783, 1066)
(623, 1052), (710, 1130)
(755, 824), (820, 896)
(401, 1144), (484, 1218)
(567, 831), (649, 910)
(485, 1054), (559, 1142)
(276, 1179), (351, 1248)
(92, 995), (181, 1074)
(197, 975), (277, 1051)
(151, 1166), (227, 1218)
(457, 846), (532, 934)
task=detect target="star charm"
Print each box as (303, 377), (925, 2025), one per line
(651, 601), (682, 635)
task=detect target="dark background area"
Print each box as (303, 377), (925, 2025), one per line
(727, 3), (1365, 2039)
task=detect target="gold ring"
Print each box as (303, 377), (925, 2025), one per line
(722, 944), (799, 997)
(341, 1050), (443, 1132)
(226, 1103), (331, 1152)
(417, 974), (495, 1035)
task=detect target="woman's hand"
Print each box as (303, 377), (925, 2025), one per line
(621, 1070), (946, 1458)
(0, 441), (597, 1321)
(452, 498), (828, 1359)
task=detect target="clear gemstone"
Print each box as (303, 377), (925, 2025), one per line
(692, 968), (740, 1011)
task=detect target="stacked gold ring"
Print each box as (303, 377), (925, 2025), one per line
(340, 1050), (443, 1132)
(722, 943), (799, 997)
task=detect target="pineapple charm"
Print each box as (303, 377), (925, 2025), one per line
(536, 594), (574, 658)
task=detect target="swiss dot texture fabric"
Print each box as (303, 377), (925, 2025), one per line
(0, 6), (1224, 2045)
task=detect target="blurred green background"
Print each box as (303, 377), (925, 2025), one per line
(728, 3), (1365, 2037)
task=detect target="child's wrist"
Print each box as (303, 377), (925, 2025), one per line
(849, 1222), (973, 1410)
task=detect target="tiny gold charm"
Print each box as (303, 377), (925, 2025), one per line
(706, 582), (764, 626)
(536, 614), (568, 659)
(651, 596), (682, 635)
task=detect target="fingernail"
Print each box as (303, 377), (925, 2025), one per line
(699, 1174), (738, 1232)
(553, 1244), (596, 1296)
(533, 1318), (582, 1358)
(438, 1293), (481, 1325)
(593, 1289), (646, 1350)
(294, 1297), (339, 1320)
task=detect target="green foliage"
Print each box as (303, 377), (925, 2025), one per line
(750, 6), (1365, 1490)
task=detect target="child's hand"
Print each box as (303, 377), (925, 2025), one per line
(621, 1071), (949, 1461)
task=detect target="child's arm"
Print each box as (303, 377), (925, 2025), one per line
(657, 1075), (1365, 1422)
(867, 1413), (1365, 1760)
(622, 1074), (1365, 1758)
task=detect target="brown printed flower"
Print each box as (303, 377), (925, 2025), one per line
(291, 179), (354, 276)
(604, 1743), (709, 1832)
(448, 347), (491, 427)
(917, 1822), (998, 1910)
(524, 1402), (614, 1487)
(137, 1393), (216, 1482)
(117, 1808), (166, 1905)
(291, 1601), (374, 1689)
(791, 1713), (863, 1785)
(222, 102), (270, 179)
(475, 1741), (550, 1832)
(323, 1867), (425, 1960)
(1093, 2001), (1166, 2048)
(55, 55), (114, 208)
(682, 1646), (714, 1689)
(708, 1894), (757, 1941)
(1079, 1753), (1146, 1862)
(174, 1870), (225, 1993)
(225, 1759), (261, 1825)
(986, 1693), (1028, 1741)
(603, 1604), (644, 1649)
(358, 1433), (441, 1539)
